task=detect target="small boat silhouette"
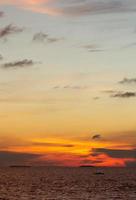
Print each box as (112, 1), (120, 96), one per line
(94, 171), (104, 175)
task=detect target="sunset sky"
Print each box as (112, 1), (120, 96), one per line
(0, 0), (136, 167)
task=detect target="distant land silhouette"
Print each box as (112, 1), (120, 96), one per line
(9, 165), (31, 168)
(79, 165), (94, 168)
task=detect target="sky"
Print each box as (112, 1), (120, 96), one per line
(0, 0), (136, 167)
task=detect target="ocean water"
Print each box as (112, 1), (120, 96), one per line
(0, 167), (136, 200)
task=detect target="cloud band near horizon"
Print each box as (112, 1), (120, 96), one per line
(0, 0), (136, 16)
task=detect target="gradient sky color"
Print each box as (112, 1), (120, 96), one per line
(0, 0), (136, 167)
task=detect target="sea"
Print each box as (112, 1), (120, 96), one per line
(0, 167), (136, 200)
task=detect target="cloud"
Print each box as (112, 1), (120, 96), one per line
(56, 0), (136, 16)
(92, 134), (101, 140)
(80, 159), (104, 165)
(82, 44), (105, 52)
(33, 142), (74, 148)
(1, 0), (136, 17)
(125, 160), (136, 167)
(33, 32), (48, 42)
(103, 90), (136, 98)
(88, 49), (105, 53)
(0, 11), (4, 18)
(93, 97), (100, 100)
(53, 85), (88, 90)
(123, 42), (136, 49)
(0, 24), (24, 39)
(0, 151), (39, 166)
(0, 54), (3, 60)
(1, 59), (36, 69)
(47, 37), (63, 43)
(33, 32), (63, 44)
(119, 78), (136, 84)
(0, 151), (63, 166)
(0, 0), (60, 16)
(111, 91), (136, 98)
(103, 90), (117, 94)
(92, 148), (136, 159)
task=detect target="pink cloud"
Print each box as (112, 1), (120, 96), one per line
(0, 0), (60, 16)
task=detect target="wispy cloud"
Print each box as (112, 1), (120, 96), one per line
(119, 77), (136, 84)
(53, 85), (88, 90)
(1, 59), (36, 69)
(0, 0), (136, 17)
(33, 142), (74, 148)
(93, 97), (100, 100)
(103, 90), (117, 94)
(33, 32), (63, 44)
(0, 24), (24, 39)
(81, 44), (105, 53)
(47, 37), (63, 43)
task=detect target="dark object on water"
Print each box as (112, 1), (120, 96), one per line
(94, 171), (104, 175)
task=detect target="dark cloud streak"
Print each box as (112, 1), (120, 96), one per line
(32, 142), (74, 148)
(0, 24), (24, 39)
(92, 148), (136, 159)
(0, 54), (3, 60)
(111, 92), (136, 98)
(0, 11), (4, 18)
(92, 134), (101, 140)
(1, 59), (36, 69)
(0, 151), (62, 166)
(119, 78), (136, 84)
(0, 151), (39, 166)
(103, 90), (136, 98)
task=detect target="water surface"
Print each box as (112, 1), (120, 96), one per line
(0, 167), (136, 200)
